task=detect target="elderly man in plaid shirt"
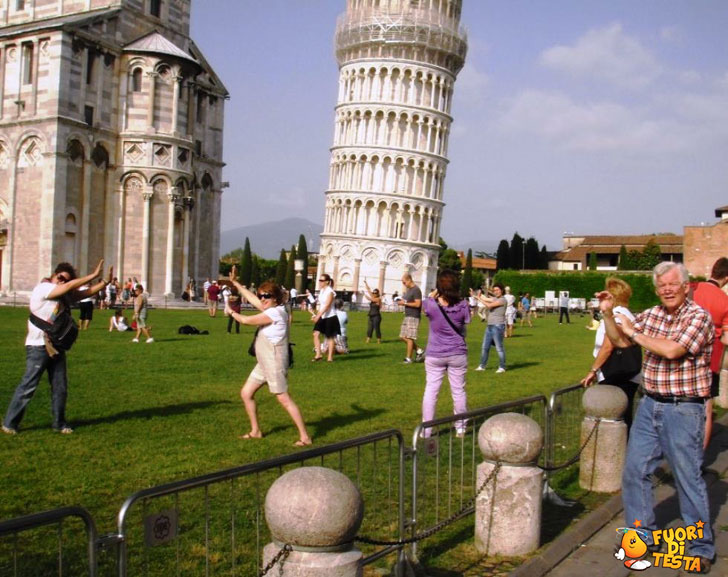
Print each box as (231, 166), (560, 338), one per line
(598, 261), (715, 573)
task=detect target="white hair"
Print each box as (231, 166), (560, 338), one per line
(652, 262), (689, 287)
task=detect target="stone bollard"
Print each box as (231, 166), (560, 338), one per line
(263, 466), (364, 577)
(716, 355), (728, 408)
(475, 413), (544, 556)
(579, 385), (627, 492)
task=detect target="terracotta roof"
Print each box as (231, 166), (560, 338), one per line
(457, 252), (497, 270)
(565, 234), (683, 248)
(553, 238), (683, 262)
(124, 32), (198, 66)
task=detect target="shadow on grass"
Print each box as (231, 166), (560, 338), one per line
(266, 403), (386, 438)
(34, 400), (235, 429)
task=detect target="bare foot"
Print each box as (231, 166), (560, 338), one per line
(293, 438), (313, 447)
(239, 432), (263, 440)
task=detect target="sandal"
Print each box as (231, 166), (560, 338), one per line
(293, 439), (313, 447)
(311, 357), (322, 362)
(239, 432), (263, 440)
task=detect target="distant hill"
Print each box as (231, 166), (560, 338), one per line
(450, 239), (500, 256)
(221, 218), (322, 259)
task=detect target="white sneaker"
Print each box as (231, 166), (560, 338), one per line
(146, 338), (154, 343)
(2, 425), (17, 435)
(132, 338), (139, 343)
(475, 366), (485, 371)
(496, 367), (506, 374)
(403, 358), (413, 364)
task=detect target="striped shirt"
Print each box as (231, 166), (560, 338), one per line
(633, 299), (714, 397)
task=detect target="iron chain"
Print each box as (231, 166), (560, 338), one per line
(356, 462), (502, 546)
(259, 543), (291, 577)
(538, 417), (601, 472)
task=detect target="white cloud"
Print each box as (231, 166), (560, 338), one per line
(539, 23), (661, 90)
(498, 90), (685, 153)
(453, 62), (489, 106)
(659, 25), (682, 43)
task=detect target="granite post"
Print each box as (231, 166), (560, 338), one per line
(475, 413), (544, 556)
(579, 385), (628, 492)
(263, 466), (364, 577)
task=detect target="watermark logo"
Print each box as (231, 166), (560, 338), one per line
(614, 519), (706, 572)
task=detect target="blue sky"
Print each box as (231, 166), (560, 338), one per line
(191, 1), (728, 251)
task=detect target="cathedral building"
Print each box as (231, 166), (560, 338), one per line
(0, 0), (227, 295)
(317, 0), (467, 299)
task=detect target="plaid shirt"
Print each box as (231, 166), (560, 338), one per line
(633, 299), (714, 397)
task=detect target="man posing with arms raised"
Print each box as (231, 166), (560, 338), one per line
(598, 262), (715, 572)
(2, 259), (111, 435)
(397, 273), (424, 364)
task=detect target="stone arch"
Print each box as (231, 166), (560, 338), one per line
(63, 210), (79, 263)
(91, 143), (109, 169)
(66, 138), (85, 165)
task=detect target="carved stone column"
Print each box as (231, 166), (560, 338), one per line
(164, 187), (180, 296)
(141, 189), (153, 289)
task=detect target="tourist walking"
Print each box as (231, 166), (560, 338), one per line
(473, 283), (507, 372)
(599, 262), (715, 571)
(78, 283), (94, 330)
(504, 286), (516, 337)
(363, 280), (382, 343)
(558, 291), (571, 324)
(580, 277), (640, 430)
(520, 293), (533, 327)
(227, 293), (241, 334)
(691, 257), (728, 449)
(132, 284), (154, 343)
(2, 259), (111, 435)
(226, 272), (312, 446)
(398, 273), (424, 363)
(311, 274), (340, 362)
(421, 270), (470, 438)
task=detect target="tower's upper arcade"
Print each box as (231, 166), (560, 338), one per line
(335, 0), (467, 75)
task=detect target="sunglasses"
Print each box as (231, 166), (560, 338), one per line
(57, 274), (70, 283)
(258, 293), (272, 300)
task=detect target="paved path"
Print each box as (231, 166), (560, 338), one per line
(513, 413), (728, 577)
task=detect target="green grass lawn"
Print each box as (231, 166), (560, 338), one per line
(0, 305), (597, 572)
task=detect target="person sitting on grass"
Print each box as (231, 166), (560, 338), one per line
(226, 269), (312, 447)
(109, 309), (132, 332)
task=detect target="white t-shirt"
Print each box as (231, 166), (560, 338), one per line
(26, 281), (61, 346)
(336, 309), (348, 337)
(289, 288), (298, 300)
(261, 305), (288, 344)
(504, 294), (516, 309)
(593, 305), (641, 384)
(111, 316), (129, 331)
(317, 286), (337, 319)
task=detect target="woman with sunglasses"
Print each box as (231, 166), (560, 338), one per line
(311, 273), (340, 362)
(227, 270), (312, 446)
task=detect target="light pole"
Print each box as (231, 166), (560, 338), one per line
(294, 259), (304, 294)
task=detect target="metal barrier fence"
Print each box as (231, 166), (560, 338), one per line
(409, 395), (548, 561)
(111, 429), (405, 576)
(0, 506), (98, 577)
(0, 387), (593, 576)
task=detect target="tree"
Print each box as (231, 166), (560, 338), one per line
(540, 245), (549, 269)
(275, 249), (287, 286)
(588, 251), (598, 271)
(250, 255), (260, 288)
(640, 239), (662, 270)
(524, 237), (540, 269)
(617, 244), (629, 270)
(509, 233), (524, 270)
(438, 249), (462, 274)
(471, 270), (485, 291)
(297, 234), (309, 290)
(240, 237), (252, 285)
(496, 239), (510, 270)
(461, 249), (474, 296)
(285, 245), (297, 289)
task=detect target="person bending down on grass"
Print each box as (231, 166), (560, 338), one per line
(226, 272), (312, 447)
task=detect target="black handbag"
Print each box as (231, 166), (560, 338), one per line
(601, 345), (642, 382)
(29, 306), (79, 352)
(248, 327), (294, 368)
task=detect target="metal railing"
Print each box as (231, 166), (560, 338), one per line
(111, 429), (405, 576)
(409, 395), (548, 560)
(0, 506), (98, 577)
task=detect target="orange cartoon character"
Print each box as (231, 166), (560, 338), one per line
(615, 526), (652, 571)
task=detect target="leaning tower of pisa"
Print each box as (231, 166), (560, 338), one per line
(317, 0), (468, 301)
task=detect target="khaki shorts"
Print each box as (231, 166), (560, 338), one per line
(399, 316), (420, 340)
(246, 333), (289, 394)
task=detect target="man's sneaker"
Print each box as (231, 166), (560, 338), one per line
(686, 556), (713, 574)
(146, 338), (154, 343)
(132, 338), (139, 343)
(55, 426), (73, 435)
(414, 349), (425, 363)
(2, 425), (17, 435)
(495, 367), (506, 374)
(403, 358), (413, 364)
(474, 365), (485, 371)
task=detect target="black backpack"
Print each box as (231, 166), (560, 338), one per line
(29, 308), (79, 352)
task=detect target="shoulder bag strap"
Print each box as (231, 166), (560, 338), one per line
(436, 301), (466, 343)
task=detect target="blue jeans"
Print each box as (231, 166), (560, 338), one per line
(622, 396), (714, 558)
(3, 346), (68, 431)
(480, 324), (506, 369)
